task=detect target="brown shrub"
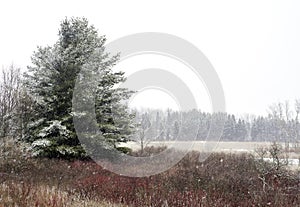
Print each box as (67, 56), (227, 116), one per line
(1, 143), (300, 207)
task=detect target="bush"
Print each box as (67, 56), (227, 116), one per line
(116, 147), (132, 155)
(1, 143), (300, 207)
(130, 146), (167, 157)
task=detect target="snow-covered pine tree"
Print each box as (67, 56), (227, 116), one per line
(24, 17), (134, 158)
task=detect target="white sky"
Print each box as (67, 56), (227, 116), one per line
(1, 0), (300, 116)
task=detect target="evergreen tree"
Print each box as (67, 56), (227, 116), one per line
(173, 121), (180, 139)
(222, 115), (236, 141)
(24, 17), (134, 158)
(235, 119), (247, 141)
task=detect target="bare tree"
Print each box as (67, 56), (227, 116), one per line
(294, 100), (300, 149)
(133, 111), (167, 155)
(0, 65), (21, 138)
(0, 65), (35, 142)
(268, 102), (289, 150)
(134, 112), (152, 155)
(268, 101), (300, 152)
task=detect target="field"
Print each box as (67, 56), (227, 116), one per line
(123, 141), (277, 152)
(1, 139), (300, 206)
(123, 141), (300, 159)
(123, 141), (300, 170)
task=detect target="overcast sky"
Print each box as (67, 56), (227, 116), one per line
(1, 0), (300, 116)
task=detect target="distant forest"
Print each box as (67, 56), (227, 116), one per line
(132, 101), (300, 145)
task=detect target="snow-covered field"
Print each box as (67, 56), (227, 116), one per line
(122, 141), (277, 153)
(121, 141), (300, 167)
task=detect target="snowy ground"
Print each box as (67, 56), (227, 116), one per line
(120, 141), (300, 167)
(121, 141), (277, 153)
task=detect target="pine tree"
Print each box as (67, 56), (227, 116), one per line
(172, 121), (180, 139)
(235, 119), (247, 141)
(24, 17), (134, 158)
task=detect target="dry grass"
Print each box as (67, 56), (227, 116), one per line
(0, 181), (128, 207)
(1, 138), (300, 206)
(0, 138), (126, 207)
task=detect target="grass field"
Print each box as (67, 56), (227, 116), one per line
(1, 139), (300, 206)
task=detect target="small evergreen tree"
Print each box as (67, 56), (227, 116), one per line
(24, 17), (134, 158)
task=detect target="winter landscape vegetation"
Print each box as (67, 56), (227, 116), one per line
(1, 17), (300, 206)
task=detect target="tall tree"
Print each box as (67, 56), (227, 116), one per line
(24, 17), (134, 158)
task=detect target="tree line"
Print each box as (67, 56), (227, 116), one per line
(132, 101), (300, 150)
